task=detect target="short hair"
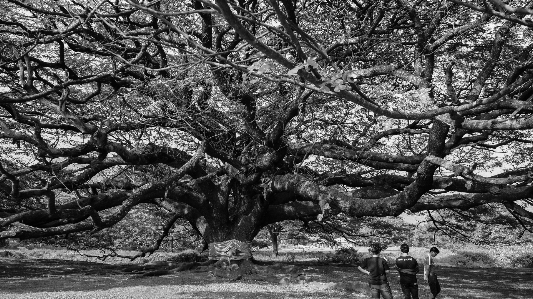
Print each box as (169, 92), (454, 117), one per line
(400, 243), (409, 253)
(369, 243), (382, 254)
(430, 247), (440, 254)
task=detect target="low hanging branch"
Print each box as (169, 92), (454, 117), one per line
(82, 142), (206, 230)
(426, 156), (533, 185)
(18, 55), (34, 91)
(504, 201), (533, 230)
(118, 213), (182, 261)
(0, 142), (206, 240)
(0, 162), (20, 199)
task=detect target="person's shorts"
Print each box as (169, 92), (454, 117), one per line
(428, 274), (441, 296)
(369, 283), (393, 299)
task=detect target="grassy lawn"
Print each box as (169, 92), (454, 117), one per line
(0, 248), (532, 298)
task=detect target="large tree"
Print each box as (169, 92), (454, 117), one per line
(1, 0), (533, 259)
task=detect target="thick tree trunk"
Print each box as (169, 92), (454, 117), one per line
(198, 190), (266, 261)
(201, 217), (263, 278)
(270, 232), (279, 257)
(267, 224), (281, 256)
(184, 175), (271, 270)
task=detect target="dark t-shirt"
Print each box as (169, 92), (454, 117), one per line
(360, 256), (389, 285)
(396, 255), (419, 284)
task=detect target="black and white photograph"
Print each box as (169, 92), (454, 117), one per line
(1, 1), (533, 298)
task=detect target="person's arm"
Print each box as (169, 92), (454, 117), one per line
(423, 255), (430, 280)
(383, 258), (391, 273)
(357, 266), (370, 275)
(395, 258), (401, 274)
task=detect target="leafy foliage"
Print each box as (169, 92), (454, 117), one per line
(1, 0), (533, 257)
(317, 247), (363, 265)
(420, 204), (533, 245)
(511, 252), (533, 268)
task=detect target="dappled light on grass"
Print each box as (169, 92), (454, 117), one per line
(0, 282), (366, 299)
(438, 267), (533, 299)
(1, 248), (533, 299)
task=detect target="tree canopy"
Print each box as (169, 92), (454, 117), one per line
(1, 0), (533, 255)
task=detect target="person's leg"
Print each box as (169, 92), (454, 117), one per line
(428, 275), (440, 298)
(400, 283), (411, 299)
(410, 282), (419, 299)
(369, 284), (380, 299)
(434, 276), (441, 298)
(379, 283), (394, 299)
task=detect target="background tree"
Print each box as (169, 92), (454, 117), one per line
(1, 0), (533, 260)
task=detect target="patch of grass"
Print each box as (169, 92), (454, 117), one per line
(1, 246), (533, 299)
(10, 243), (533, 268)
(442, 251), (497, 268)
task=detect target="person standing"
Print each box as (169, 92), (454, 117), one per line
(395, 243), (419, 299)
(424, 247), (441, 299)
(357, 243), (394, 299)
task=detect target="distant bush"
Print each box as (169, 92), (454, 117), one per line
(0, 250), (25, 259)
(283, 253), (296, 263)
(445, 251), (496, 268)
(30, 232), (115, 250)
(168, 249), (203, 263)
(251, 239), (270, 249)
(510, 253), (533, 268)
(318, 247), (362, 265)
(476, 244), (533, 268)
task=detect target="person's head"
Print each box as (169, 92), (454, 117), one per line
(400, 243), (409, 253)
(429, 246), (440, 257)
(369, 243), (382, 255)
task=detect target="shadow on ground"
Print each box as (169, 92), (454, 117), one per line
(1, 256), (532, 298)
(0, 257), (208, 293)
(438, 267), (533, 299)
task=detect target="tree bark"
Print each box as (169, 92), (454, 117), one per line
(267, 224), (281, 256)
